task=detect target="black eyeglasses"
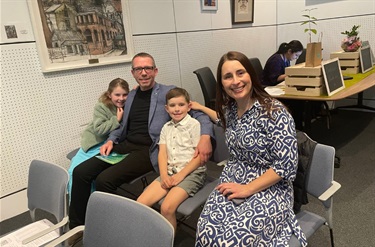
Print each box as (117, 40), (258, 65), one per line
(132, 66), (154, 73)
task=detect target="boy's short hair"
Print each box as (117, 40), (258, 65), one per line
(166, 87), (191, 103)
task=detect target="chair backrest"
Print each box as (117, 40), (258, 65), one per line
(193, 67), (217, 109)
(84, 192), (174, 247)
(248, 57), (264, 83)
(27, 160), (69, 222)
(295, 48), (306, 64)
(306, 143), (335, 208)
(212, 124), (229, 163)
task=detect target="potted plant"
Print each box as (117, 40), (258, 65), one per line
(301, 8), (318, 43)
(341, 25), (362, 52)
(301, 8), (322, 67)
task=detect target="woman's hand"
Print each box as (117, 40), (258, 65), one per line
(216, 182), (253, 200)
(117, 107), (124, 122)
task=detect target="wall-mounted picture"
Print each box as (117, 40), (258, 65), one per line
(232, 0), (254, 24)
(201, 0), (218, 11)
(27, 0), (134, 73)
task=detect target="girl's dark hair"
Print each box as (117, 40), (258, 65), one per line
(216, 51), (275, 129)
(166, 87), (190, 103)
(276, 40), (303, 54)
(99, 78), (129, 108)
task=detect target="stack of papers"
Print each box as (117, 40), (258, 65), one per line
(265, 81), (286, 96)
(0, 219), (59, 247)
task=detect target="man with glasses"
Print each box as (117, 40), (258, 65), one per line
(68, 52), (213, 238)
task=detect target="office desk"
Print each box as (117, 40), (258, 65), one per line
(273, 69), (375, 103)
(268, 68), (375, 131)
(276, 71), (375, 112)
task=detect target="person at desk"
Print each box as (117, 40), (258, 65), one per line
(263, 40), (304, 129)
(262, 40), (303, 86)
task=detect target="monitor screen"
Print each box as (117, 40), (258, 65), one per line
(360, 46), (373, 73)
(321, 57), (345, 96)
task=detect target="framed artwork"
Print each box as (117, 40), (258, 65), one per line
(201, 0), (218, 11)
(27, 0), (134, 73)
(232, 0), (254, 24)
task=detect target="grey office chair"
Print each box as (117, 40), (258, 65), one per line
(46, 191), (174, 247)
(248, 57), (264, 83)
(289, 143), (341, 247)
(193, 67), (217, 110)
(159, 124), (229, 229)
(19, 160), (69, 244)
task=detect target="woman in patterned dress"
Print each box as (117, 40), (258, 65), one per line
(195, 51), (307, 246)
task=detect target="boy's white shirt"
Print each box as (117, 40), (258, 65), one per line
(159, 114), (204, 175)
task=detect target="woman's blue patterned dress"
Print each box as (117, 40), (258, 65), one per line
(196, 100), (307, 246)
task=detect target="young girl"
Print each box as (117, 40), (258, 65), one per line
(67, 78), (129, 198)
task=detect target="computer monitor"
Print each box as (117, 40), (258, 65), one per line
(359, 45), (373, 73)
(321, 57), (345, 96)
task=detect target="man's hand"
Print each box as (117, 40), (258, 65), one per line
(194, 135), (212, 164)
(100, 141), (113, 156)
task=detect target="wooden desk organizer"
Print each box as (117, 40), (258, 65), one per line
(285, 63), (324, 96)
(330, 51), (360, 74)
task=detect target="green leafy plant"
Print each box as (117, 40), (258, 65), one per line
(341, 25), (360, 37)
(301, 8), (318, 43)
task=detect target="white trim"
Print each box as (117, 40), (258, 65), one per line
(0, 190), (28, 222)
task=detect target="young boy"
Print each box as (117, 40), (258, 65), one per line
(137, 87), (206, 231)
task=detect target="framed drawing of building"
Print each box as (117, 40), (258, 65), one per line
(27, 0), (134, 73)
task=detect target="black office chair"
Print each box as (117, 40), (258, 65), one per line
(248, 57), (264, 83)
(296, 49), (306, 65)
(193, 67), (217, 110)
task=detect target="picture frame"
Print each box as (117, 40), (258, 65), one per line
(27, 0), (134, 73)
(201, 0), (218, 11)
(232, 0), (254, 24)
(321, 58), (345, 96)
(359, 45), (373, 73)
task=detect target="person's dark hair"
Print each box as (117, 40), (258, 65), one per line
(215, 51), (276, 129)
(132, 52), (156, 68)
(99, 78), (129, 108)
(166, 87), (190, 104)
(276, 40), (303, 54)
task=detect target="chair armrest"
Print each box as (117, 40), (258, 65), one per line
(216, 159), (227, 166)
(318, 181), (341, 201)
(45, 226), (84, 247)
(22, 216), (68, 244)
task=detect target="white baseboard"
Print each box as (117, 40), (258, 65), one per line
(0, 190), (28, 222)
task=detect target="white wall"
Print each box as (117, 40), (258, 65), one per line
(1, 0), (374, 220)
